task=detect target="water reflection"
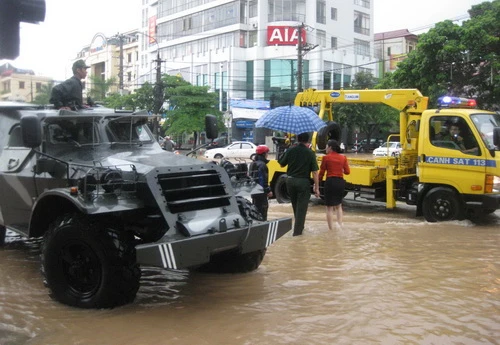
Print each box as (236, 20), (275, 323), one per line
(0, 201), (499, 345)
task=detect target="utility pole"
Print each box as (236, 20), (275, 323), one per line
(118, 34), (124, 94)
(153, 51), (164, 141)
(297, 23), (304, 93)
(296, 23), (317, 93)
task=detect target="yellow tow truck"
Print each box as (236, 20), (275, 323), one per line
(268, 88), (500, 222)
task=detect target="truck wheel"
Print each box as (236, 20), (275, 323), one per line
(41, 214), (140, 308)
(317, 121), (341, 150)
(0, 225), (6, 246)
(422, 187), (462, 222)
(274, 174), (290, 203)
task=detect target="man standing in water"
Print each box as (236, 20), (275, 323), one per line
(278, 132), (319, 236)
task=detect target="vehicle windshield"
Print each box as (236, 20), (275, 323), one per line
(45, 116), (100, 146)
(470, 112), (500, 151)
(106, 116), (154, 144)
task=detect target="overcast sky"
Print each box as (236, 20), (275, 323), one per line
(1, 0), (491, 81)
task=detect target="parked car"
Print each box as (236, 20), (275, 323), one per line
(353, 138), (384, 153)
(372, 141), (402, 157)
(205, 141), (257, 160)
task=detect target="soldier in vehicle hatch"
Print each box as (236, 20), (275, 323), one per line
(49, 59), (90, 110)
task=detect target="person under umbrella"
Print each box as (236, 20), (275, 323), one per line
(278, 132), (320, 236)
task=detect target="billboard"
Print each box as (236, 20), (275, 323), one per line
(267, 26), (306, 46)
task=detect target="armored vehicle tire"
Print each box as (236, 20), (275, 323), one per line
(422, 187), (463, 222)
(274, 174), (291, 204)
(195, 197), (266, 273)
(41, 214), (140, 308)
(0, 225), (6, 246)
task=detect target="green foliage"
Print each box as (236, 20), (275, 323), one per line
(88, 75), (117, 101)
(33, 81), (53, 105)
(162, 85), (223, 140)
(386, 0), (499, 109)
(334, 71), (398, 142)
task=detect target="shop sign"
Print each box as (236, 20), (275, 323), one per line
(267, 26), (306, 46)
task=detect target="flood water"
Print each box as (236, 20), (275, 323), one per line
(1, 197), (499, 345)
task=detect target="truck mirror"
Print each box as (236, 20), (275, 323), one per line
(205, 114), (218, 140)
(21, 115), (42, 148)
(493, 127), (500, 148)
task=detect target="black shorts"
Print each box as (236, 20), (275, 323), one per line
(324, 177), (345, 206)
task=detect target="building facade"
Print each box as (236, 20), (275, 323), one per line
(0, 63), (53, 102)
(75, 30), (140, 100)
(374, 29), (418, 78)
(138, 0), (376, 107)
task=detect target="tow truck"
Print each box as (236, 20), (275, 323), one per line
(268, 89), (500, 222)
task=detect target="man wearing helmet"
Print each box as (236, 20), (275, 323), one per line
(249, 145), (273, 220)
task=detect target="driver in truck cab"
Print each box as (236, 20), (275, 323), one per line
(438, 120), (479, 155)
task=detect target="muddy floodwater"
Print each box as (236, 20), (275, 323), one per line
(1, 197), (499, 345)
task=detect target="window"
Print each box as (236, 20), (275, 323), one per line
(19, 81), (25, 89)
(354, 11), (370, 35)
(354, 0), (370, 8)
(331, 7), (337, 20)
(268, 0), (306, 22)
(127, 72), (132, 82)
(317, 30), (326, 48)
(316, 0), (326, 24)
(249, 0), (257, 17)
(36, 82), (42, 91)
(354, 39), (370, 56)
(331, 37), (337, 49)
(128, 53), (132, 63)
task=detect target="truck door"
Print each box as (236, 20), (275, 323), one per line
(419, 115), (487, 192)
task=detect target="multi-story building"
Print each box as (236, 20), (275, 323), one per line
(137, 0), (376, 141)
(75, 29), (140, 99)
(374, 29), (418, 78)
(0, 63), (53, 103)
(138, 0), (376, 104)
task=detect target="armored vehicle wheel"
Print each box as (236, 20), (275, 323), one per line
(41, 214), (140, 308)
(196, 197), (266, 273)
(0, 225), (6, 246)
(422, 187), (463, 222)
(274, 174), (290, 203)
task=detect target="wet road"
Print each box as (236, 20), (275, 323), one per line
(1, 198), (499, 345)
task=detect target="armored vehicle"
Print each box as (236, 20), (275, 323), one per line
(0, 103), (292, 308)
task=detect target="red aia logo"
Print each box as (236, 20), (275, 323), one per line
(267, 26), (306, 46)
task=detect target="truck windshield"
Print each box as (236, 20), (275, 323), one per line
(470, 113), (500, 151)
(106, 116), (154, 144)
(45, 116), (100, 146)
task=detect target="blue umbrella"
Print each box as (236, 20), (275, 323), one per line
(255, 105), (326, 134)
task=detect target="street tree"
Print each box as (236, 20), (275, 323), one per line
(88, 75), (117, 102)
(387, 0), (499, 109)
(333, 71), (398, 145)
(33, 81), (53, 105)
(163, 85), (223, 148)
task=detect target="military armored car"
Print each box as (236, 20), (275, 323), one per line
(0, 103), (292, 308)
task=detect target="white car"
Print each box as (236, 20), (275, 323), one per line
(204, 141), (257, 160)
(372, 142), (402, 157)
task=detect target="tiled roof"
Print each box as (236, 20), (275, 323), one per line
(375, 29), (418, 40)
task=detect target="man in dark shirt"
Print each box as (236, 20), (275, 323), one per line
(278, 132), (319, 236)
(50, 59), (89, 110)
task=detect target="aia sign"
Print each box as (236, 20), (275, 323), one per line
(267, 26), (306, 46)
